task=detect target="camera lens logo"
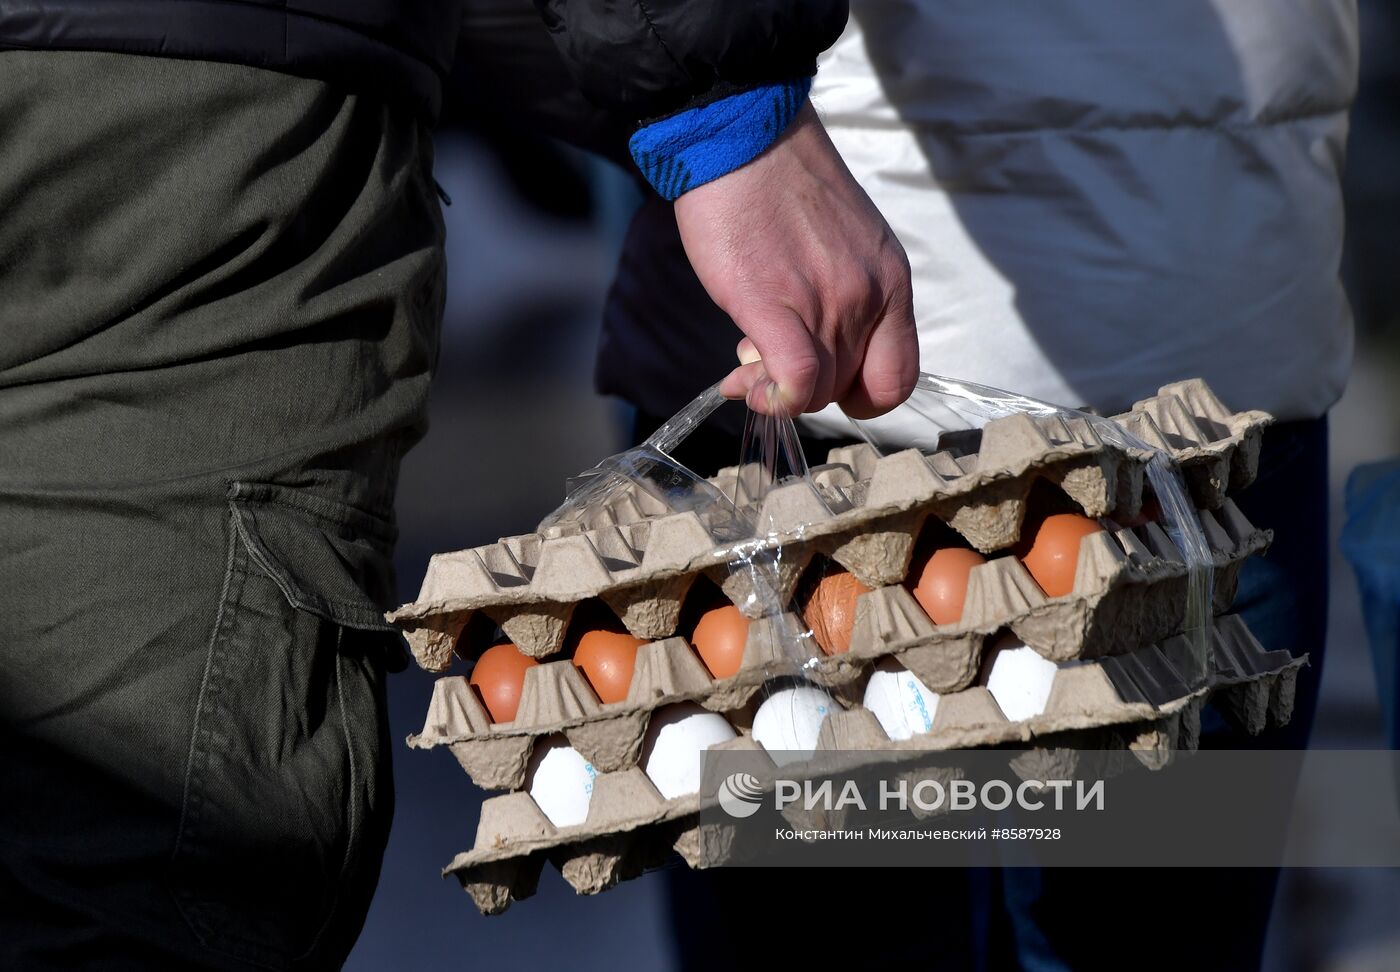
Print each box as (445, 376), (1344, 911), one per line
(717, 772), (764, 818)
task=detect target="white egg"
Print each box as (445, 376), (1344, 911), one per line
(863, 658), (940, 741)
(985, 639), (1059, 722)
(641, 702), (738, 799)
(751, 685), (835, 765)
(526, 736), (597, 827)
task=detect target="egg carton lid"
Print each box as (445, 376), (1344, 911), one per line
(388, 380), (1270, 670)
(443, 613), (1300, 913)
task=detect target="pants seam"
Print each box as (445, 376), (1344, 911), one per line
(293, 628), (359, 964)
(169, 508), (249, 952)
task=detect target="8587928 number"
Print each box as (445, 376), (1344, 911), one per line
(990, 828), (1061, 840)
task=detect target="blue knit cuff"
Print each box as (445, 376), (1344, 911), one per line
(629, 77), (813, 200)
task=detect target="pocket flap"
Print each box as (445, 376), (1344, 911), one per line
(228, 481), (397, 632)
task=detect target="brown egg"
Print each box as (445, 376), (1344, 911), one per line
(1020, 513), (1104, 598)
(691, 603), (751, 679)
(907, 547), (987, 625)
(801, 568), (871, 655)
(470, 641), (539, 724)
(572, 628), (646, 704)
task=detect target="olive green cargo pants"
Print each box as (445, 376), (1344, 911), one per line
(0, 52), (445, 969)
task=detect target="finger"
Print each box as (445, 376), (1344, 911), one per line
(803, 335), (839, 415)
(732, 304), (821, 415)
(746, 372), (785, 416)
(720, 361), (793, 416)
(720, 360), (792, 416)
(720, 360), (766, 400)
(839, 288), (919, 419)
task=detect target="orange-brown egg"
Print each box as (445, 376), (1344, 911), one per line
(907, 546), (987, 625)
(572, 627), (646, 704)
(691, 603), (750, 679)
(1020, 513), (1104, 598)
(801, 568), (871, 655)
(470, 641), (539, 723)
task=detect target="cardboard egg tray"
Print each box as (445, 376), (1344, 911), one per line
(408, 497), (1268, 792)
(1111, 379), (1270, 510)
(390, 379), (1271, 674)
(442, 613), (1301, 915)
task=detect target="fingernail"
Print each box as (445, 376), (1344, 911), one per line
(776, 384), (805, 416)
(749, 377), (779, 414)
(738, 343), (762, 365)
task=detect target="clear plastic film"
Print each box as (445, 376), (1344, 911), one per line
(539, 373), (1217, 758)
(396, 374), (1288, 914)
(841, 374), (1215, 674)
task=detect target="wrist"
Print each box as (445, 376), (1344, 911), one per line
(629, 77), (813, 200)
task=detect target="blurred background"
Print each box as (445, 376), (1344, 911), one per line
(348, 4), (1400, 968)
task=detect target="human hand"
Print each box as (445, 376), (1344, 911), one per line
(673, 102), (917, 417)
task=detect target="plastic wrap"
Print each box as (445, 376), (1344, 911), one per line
(395, 374), (1297, 913)
(539, 373), (1218, 751)
(597, 380), (1197, 621)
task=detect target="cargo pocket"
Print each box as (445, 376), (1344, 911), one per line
(169, 482), (401, 970)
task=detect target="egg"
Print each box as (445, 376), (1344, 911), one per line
(572, 626), (646, 704)
(801, 568), (871, 655)
(691, 602), (750, 679)
(469, 641), (539, 723)
(751, 685), (836, 765)
(641, 702), (738, 799)
(983, 636), (1058, 722)
(862, 658), (940, 740)
(1019, 513), (1104, 598)
(525, 735), (596, 827)
(906, 546), (987, 625)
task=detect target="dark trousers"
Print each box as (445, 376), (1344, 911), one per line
(0, 52), (444, 970)
(639, 413), (1330, 972)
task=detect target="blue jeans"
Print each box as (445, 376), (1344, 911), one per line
(1340, 459), (1400, 752)
(1001, 416), (1330, 972)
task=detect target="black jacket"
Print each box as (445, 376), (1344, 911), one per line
(0, 0), (846, 122)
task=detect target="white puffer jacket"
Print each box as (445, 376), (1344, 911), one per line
(798, 0), (1356, 434)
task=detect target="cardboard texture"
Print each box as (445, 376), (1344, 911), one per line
(390, 379), (1271, 673)
(408, 499), (1268, 791)
(391, 377), (1284, 916)
(443, 614), (1301, 915)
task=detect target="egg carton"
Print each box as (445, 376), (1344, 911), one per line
(394, 483), (1267, 678)
(1112, 379), (1270, 510)
(390, 380), (1270, 673)
(443, 614), (1300, 915)
(409, 497), (1267, 791)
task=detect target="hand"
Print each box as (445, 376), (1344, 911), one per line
(673, 102), (917, 418)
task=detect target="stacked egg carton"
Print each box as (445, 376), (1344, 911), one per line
(424, 617), (1299, 914)
(394, 379), (1266, 670)
(390, 380), (1296, 914)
